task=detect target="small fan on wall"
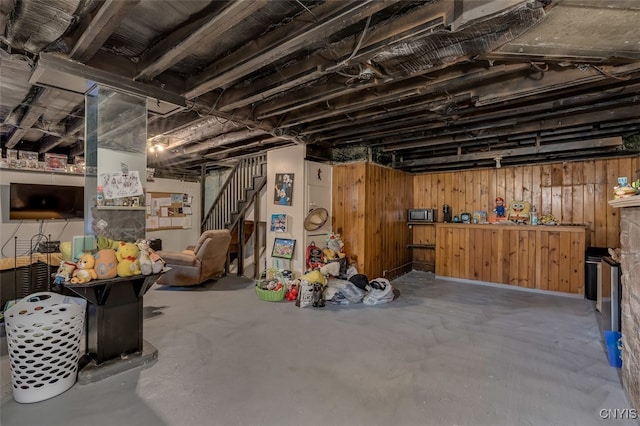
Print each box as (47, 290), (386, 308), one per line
(304, 207), (329, 231)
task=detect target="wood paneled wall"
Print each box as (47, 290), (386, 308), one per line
(414, 157), (639, 248)
(436, 223), (588, 294)
(332, 162), (413, 278)
(331, 157), (637, 282)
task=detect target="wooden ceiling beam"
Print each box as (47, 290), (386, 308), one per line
(375, 94), (640, 148)
(272, 63), (530, 129)
(474, 62), (640, 106)
(204, 138), (281, 160)
(216, 1), (453, 112)
(38, 135), (75, 153)
(38, 115), (84, 153)
(258, 60), (640, 127)
(249, 4), (542, 123)
(252, 60), (448, 121)
(68, 0), (139, 62)
(184, 0), (398, 99)
(135, 1), (269, 80)
(5, 88), (60, 149)
(395, 137), (623, 168)
(380, 100), (639, 152)
(312, 75), (640, 143)
(180, 128), (269, 155)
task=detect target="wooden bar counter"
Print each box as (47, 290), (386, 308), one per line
(435, 223), (589, 294)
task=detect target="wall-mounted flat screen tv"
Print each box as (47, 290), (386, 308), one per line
(9, 183), (84, 220)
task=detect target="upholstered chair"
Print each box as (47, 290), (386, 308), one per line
(155, 229), (231, 286)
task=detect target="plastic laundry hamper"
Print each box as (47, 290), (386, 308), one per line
(4, 292), (87, 403)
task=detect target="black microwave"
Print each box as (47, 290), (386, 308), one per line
(408, 208), (436, 222)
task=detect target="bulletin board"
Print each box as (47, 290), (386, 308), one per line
(145, 191), (193, 231)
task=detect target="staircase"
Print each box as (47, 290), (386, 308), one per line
(201, 153), (267, 276)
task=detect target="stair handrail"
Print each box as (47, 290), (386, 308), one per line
(228, 175), (267, 232)
(201, 153), (267, 232)
(201, 162), (241, 230)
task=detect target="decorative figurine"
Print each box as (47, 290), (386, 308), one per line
(507, 200), (532, 224)
(494, 197), (505, 217)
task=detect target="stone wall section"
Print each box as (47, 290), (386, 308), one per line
(620, 207), (640, 410)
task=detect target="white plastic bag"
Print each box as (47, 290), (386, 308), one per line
(363, 278), (394, 305)
(326, 278), (365, 304)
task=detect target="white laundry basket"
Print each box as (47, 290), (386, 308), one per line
(4, 292), (87, 403)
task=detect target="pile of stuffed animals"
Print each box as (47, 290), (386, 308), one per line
(255, 231), (395, 308)
(306, 232), (346, 272)
(53, 237), (165, 286)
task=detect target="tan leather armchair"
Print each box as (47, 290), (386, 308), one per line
(155, 229), (231, 286)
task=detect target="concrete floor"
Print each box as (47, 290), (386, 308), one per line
(1, 271), (637, 426)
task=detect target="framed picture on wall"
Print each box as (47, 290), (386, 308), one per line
(274, 173), (294, 206)
(272, 238), (296, 259)
(270, 214), (287, 232)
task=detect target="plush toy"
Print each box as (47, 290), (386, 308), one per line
(326, 233), (346, 258)
(285, 280), (299, 301)
(312, 282), (325, 308)
(136, 239), (165, 275)
(322, 247), (338, 261)
(319, 261), (340, 277)
(507, 200), (531, 223)
(70, 253), (97, 284)
(136, 240), (154, 275)
(494, 197), (505, 217)
(609, 247), (621, 263)
(149, 251), (165, 274)
(96, 236), (121, 250)
(53, 261), (76, 285)
(59, 241), (73, 262)
(300, 269), (327, 286)
(116, 241), (142, 277)
(94, 248), (118, 279)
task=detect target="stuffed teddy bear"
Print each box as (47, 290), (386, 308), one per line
(94, 248), (118, 279)
(136, 239), (164, 275)
(70, 253), (97, 284)
(116, 241), (141, 277)
(53, 260), (76, 286)
(136, 240), (154, 275)
(149, 251), (165, 274)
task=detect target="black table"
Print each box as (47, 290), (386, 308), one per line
(65, 274), (158, 365)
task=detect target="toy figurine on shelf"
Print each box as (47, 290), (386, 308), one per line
(494, 197), (505, 217)
(507, 200), (532, 224)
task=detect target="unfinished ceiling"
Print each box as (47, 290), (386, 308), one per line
(1, 0), (639, 179)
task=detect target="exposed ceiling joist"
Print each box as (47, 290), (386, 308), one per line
(1, 0), (639, 179)
(180, 128), (269, 156)
(382, 100), (640, 152)
(39, 115), (83, 153)
(184, 0), (398, 98)
(5, 87), (60, 148)
(273, 63), (532, 129)
(216, 1), (454, 112)
(67, 0), (139, 62)
(135, 1), (269, 80)
(395, 137), (623, 168)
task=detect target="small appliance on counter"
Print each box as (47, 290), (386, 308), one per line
(408, 208), (437, 223)
(442, 204), (452, 222)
